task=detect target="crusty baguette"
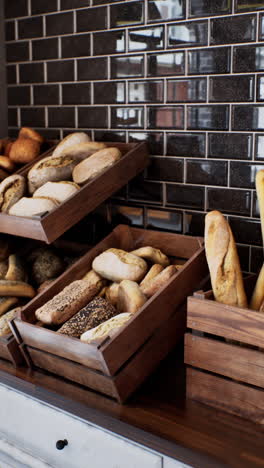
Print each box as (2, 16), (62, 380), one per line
(131, 246), (169, 267)
(140, 264), (164, 287)
(0, 280), (35, 298)
(92, 248), (147, 283)
(52, 132), (90, 158)
(250, 264), (264, 311)
(118, 280), (147, 314)
(35, 280), (97, 325)
(72, 147), (122, 185)
(140, 265), (176, 298)
(205, 211), (247, 307)
(250, 170), (264, 310)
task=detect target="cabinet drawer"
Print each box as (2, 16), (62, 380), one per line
(0, 384), (162, 468)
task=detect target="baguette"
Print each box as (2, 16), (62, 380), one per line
(205, 211), (247, 307)
(250, 264), (264, 311)
(35, 280), (97, 325)
(131, 246), (169, 267)
(0, 280), (35, 298)
(52, 132), (90, 158)
(250, 170), (264, 310)
(140, 265), (176, 298)
(72, 147), (122, 185)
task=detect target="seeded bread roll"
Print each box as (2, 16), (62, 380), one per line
(118, 280), (147, 314)
(35, 280), (97, 325)
(28, 154), (77, 194)
(131, 246), (169, 267)
(19, 127), (44, 144)
(0, 297), (18, 317)
(205, 210), (247, 308)
(92, 248), (148, 283)
(82, 269), (107, 292)
(52, 132), (90, 158)
(9, 138), (40, 164)
(59, 141), (106, 162)
(81, 312), (131, 344)
(0, 280), (35, 298)
(0, 174), (26, 213)
(33, 181), (80, 203)
(9, 197), (58, 217)
(0, 307), (22, 336)
(140, 265), (177, 298)
(140, 264), (164, 287)
(0, 156), (15, 172)
(73, 147), (122, 185)
(58, 297), (117, 338)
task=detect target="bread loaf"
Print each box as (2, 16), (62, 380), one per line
(35, 280), (97, 325)
(28, 154), (77, 194)
(250, 171), (264, 310)
(0, 280), (35, 298)
(59, 141), (106, 162)
(52, 132), (90, 158)
(9, 197), (58, 217)
(58, 297), (117, 338)
(80, 312), (131, 344)
(19, 127), (44, 144)
(131, 246), (169, 267)
(205, 211), (247, 307)
(250, 264), (264, 311)
(92, 248), (148, 282)
(0, 297), (18, 317)
(140, 265), (176, 298)
(9, 138), (40, 164)
(33, 181), (79, 203)
(73, 147), (122, 185)
(0, 174), (26, 213)
(118, 280), (147, 314)
(140, 264), (164, 287)
(0, 307), (22, 336)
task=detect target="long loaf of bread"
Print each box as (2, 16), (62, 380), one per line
(205, 210), (247, 307)
(250, 170), (264, 310)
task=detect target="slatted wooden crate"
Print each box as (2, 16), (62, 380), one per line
(185, 282), (264, 424)
(11, 225), (208, 402)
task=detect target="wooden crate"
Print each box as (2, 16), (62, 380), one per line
(185, 282), (264, 424)
(11, 225), (208, 402)
(0, 240), (90, 366)
(0, 142), (148, 243)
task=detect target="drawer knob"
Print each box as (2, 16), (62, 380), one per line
(56, 439), (68, 450)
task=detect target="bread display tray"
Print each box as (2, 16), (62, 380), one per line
(11, 224), (208, 402)
(0, 240), (90, 366)
(185, 276), (264, 424)
(0, 142), (148, 244)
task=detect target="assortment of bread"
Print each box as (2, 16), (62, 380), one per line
(0, 131), (122, 218)
(32, 244), (181, 344)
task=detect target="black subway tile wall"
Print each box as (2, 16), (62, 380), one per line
(5, 0), (264, 272)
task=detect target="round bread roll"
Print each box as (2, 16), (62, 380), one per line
(52, 132), (90, 158)
(80, 312), (132, 344)
(73, 147), (122, 185)
(0, 156), (15, 172)
(19, 127), (44, 144)
(9, 138), (41, 164)
(33, 181), (79, 203)
(92, 248), (148, 283)
(28, 154), (77, 194)
(0, 307), (22, 337)
(131, 246), (170, 267)
(58, 141), (106, 162)
(118, 280), (147, 314)
(0, 174), (26, 213)
(9, 197), (58, 217)
(30, 248), (65, 285)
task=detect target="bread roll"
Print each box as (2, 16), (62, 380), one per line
(0, 174), (26, 213)
(52, 132), (90, 158)
(92, 248), (148, 283)
(5, 255), (26, 282)
(58, 297), (117, 338)
(73, 147), (122, 185)
(0, 280), (35, 298)
(59, 141), (106, 162)
(0, 156), (15, 172)
(131, 246), (169, 267)
(141, 265), (176, 298)
(205, 211), (247, 307)
(118, 280), (147, 314)
(28, 154), (77, 194)
(19, 127), (44, 144)
(0, 297), (18, 317)
(0, 307), (22, 336)
(80, 312), (131, 344)
(9, 197), (58, 217)
(4, 140), (13, 157)
(35, 280), (97, 325)
(140, 264), (164, 287)
(105, 282), (119, 306)
(9, 138), (40, 164)
(30, 248), (64, 285)
(33, 181), (79, 203)
(82, 269), (107, 292)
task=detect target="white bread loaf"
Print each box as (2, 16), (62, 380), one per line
(92, 248), (148, 282)
(9, 197), (58, 217)
(52, 132), (90, 158)
(72, 147), (122, 185)
(33, 181), (79, 203)
(205, 211), (247, 307)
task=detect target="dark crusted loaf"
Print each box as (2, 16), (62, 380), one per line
(57, 297), (117, 338)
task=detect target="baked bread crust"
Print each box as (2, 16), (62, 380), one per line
(28, 154), (77, 194)
(72, 147), (122, 185)
(140, 265), (176, 298)
(131, 246), (169, 267)
(52, 132), (90, 158)
(118, 280), (147, 314)
(0, 174), (26, 213)
(80, 312), (131, 344)
(92, 248), (148, 282)
(19, 127), (44, 144)
(9, 138), (40, 164)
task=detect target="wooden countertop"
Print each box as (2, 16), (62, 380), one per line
(0, 344), (263, 468)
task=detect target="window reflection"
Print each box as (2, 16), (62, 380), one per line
(168, 21), (207, 47)
(129, 26), (164, 51)
(111, 55), (144, 78)
(148, 106), (183, 129)
(147, 209), (182, 232)
(112, 107), (144, 127)
(148, 0), (185, 22)
(148, 51), (184, 76)
(167, 78), (206, 102)
(129, 80), (163, 102)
